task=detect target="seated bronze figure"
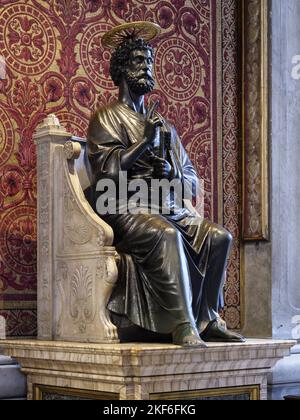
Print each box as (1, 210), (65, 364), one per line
(87, 22), (244, 347)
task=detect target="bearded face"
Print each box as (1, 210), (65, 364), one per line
(124, 48), (155, 95)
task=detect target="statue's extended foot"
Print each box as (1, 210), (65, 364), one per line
(200, 319), (246, 343)
(173, 323), (207, 348)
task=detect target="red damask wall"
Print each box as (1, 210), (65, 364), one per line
(0, 0), (241, 336)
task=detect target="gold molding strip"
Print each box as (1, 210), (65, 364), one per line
(242, 0), (269, 241)
(33, 384), (118, 401)
(151, 385), (260, 401)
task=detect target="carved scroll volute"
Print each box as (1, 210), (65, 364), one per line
(64, 141), (82, 161)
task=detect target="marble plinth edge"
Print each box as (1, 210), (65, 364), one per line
(268, 344), (300, 400)
(0, 339), (295, 400)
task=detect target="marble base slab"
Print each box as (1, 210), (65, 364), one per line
(0, 339), (294, 400)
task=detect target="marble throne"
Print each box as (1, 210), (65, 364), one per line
(34, 114), (119, 344)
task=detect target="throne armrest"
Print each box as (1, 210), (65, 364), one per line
(60, 139), (114, 250)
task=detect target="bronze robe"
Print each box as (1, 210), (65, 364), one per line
(87, 101), (231, 335)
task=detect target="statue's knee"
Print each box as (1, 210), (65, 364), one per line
(223, 229), (233, 244)
(163, 226), (179, 241)
(213, 226), (233, 248)
(224, 231), (233, 249)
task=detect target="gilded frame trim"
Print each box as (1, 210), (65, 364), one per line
(150, 385), (260, 401)
(242, 0), (269, 241)
(33, 384), (118, 401)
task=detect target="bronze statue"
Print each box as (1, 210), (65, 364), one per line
(87, 22), (244, 347)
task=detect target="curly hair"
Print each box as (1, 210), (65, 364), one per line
(110, 38), (154, 87)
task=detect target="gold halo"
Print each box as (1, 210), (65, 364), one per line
(102, 21), (162, 49)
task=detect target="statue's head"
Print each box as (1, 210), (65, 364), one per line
(110, 38), (155, 95)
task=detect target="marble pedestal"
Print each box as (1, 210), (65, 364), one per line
(0, 339), (294, 400)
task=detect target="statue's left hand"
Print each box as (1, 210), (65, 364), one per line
(153, 157), (173, 179)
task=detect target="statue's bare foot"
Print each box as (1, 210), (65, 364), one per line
(201, 319), (246, 343)
(173, 323), (207, 348)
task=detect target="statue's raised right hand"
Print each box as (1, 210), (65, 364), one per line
(144, 101), (162, 145)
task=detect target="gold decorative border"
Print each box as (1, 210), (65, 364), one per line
(33, 384), (118, 401)
(242, 0), (269, 241)
(151, 385), (260, 401)
(216, 0), (224, 225)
